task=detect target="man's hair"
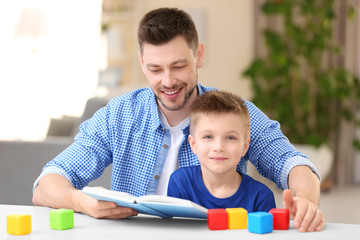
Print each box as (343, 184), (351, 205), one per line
(190, 90), (250, 139)
(138, 8), (199, 55)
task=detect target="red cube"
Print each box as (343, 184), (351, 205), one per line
(207, 209), (228, 230)
(269, 208), (290, 230)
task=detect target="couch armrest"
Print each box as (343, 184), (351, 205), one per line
(0, 138), (73, 205)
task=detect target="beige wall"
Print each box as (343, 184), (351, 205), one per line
(140, 0), (254, 100)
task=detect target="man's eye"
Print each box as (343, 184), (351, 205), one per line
(174, 65), (185, 69)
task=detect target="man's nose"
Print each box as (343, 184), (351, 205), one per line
(162, 70), (176, 87)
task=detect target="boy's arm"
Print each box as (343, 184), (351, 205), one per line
(33, 173), (137, 219)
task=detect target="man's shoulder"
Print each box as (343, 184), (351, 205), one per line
(198, 84), (217, 94)
(104, 88), (157, 114)
(110, 88), (154, 103)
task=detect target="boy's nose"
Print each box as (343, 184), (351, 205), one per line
(213, 139), (225, 152)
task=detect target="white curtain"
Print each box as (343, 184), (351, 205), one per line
(0, 0), (102, 141)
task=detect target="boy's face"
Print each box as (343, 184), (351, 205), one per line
(189, 112), (250, 176)
(138, 36), (204, 112)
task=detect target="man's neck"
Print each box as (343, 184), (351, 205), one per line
(160, 107), (190, 127)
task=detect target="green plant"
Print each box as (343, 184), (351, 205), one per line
(243, 0), (360, 147)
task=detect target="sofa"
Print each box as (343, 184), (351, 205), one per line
(0, 97), (112, 205)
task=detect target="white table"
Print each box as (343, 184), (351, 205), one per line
(1, 204), (359, 240)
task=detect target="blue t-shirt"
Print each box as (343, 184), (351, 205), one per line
(167, 166), (276, 212)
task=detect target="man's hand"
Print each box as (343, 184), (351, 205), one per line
(72, 189), (138, 219)
(283, 189), (324, 232)
(33, 174), (138, 219)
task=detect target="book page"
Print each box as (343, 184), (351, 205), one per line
(136, 195), (207, 210)
(82, 187), (136, 203)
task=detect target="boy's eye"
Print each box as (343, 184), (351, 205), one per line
(227, 136), (237, 140)
(203, 135), (212, 139)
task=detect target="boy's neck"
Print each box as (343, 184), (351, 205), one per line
(201, 170), (242, 198)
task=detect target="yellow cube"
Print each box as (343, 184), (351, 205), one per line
(226, 208), (247, 229)
(7, 215), (32, 235)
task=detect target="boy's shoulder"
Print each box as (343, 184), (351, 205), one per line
(172, 165), (201, 176)
(241, 173), (274, 194)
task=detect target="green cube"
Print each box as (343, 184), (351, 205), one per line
(49, 209), (74, 230)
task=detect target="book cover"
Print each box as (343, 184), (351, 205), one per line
(82, 187), (208, 219)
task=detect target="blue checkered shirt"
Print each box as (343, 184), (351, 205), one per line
(35, 84), (319, 197)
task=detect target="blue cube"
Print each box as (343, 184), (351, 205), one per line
(248, 212), (273, 234)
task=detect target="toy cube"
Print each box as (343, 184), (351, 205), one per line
(7, 215), (31, 235)
(269, 208), (290, 230)
(226, 208), (247, 229)
(248, 212), (273, 234)
(208, 209), (228, 230)
(49, 208), (74, 230)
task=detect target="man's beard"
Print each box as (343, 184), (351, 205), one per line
(156, 84), (197, 111)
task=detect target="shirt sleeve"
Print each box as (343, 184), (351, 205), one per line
(34, 105), (113, 190)
(244, 100), (321, 190)
(33, 166), (72, 192)
(167, 170), (191, 199)
(255, 189), (276, 212)
(167, 173), (182, 198)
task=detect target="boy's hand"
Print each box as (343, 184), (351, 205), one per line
(283, 189), (325, 232)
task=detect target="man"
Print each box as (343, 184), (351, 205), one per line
(33, 8), (324, 232)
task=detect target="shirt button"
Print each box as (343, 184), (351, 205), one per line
(154, 175), (159, 180)
(163, 144), (168, 149)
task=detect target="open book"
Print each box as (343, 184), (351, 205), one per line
(82, 187), (208, 219)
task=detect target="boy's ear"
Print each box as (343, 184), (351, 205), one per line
(188, 134), (197, 154)
(242, 138), (250, 157)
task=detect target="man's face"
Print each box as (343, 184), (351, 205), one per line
(139, 36), (204, 112)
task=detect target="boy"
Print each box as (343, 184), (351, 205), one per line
(167, 90), (276, 212)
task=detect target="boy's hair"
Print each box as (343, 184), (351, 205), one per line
(190, 90), (250, 139)
(138, 8), (199, 55)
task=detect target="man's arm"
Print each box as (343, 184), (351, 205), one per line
(284, 166), (325, 232)
(33, 173), (137, 219)
(288, 165), (320, 204)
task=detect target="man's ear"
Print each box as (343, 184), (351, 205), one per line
(188, 134), (198, 154)
(195, 42), (205, 68)
(242, 138), (250, 157)
(138, 51), (145, 72)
